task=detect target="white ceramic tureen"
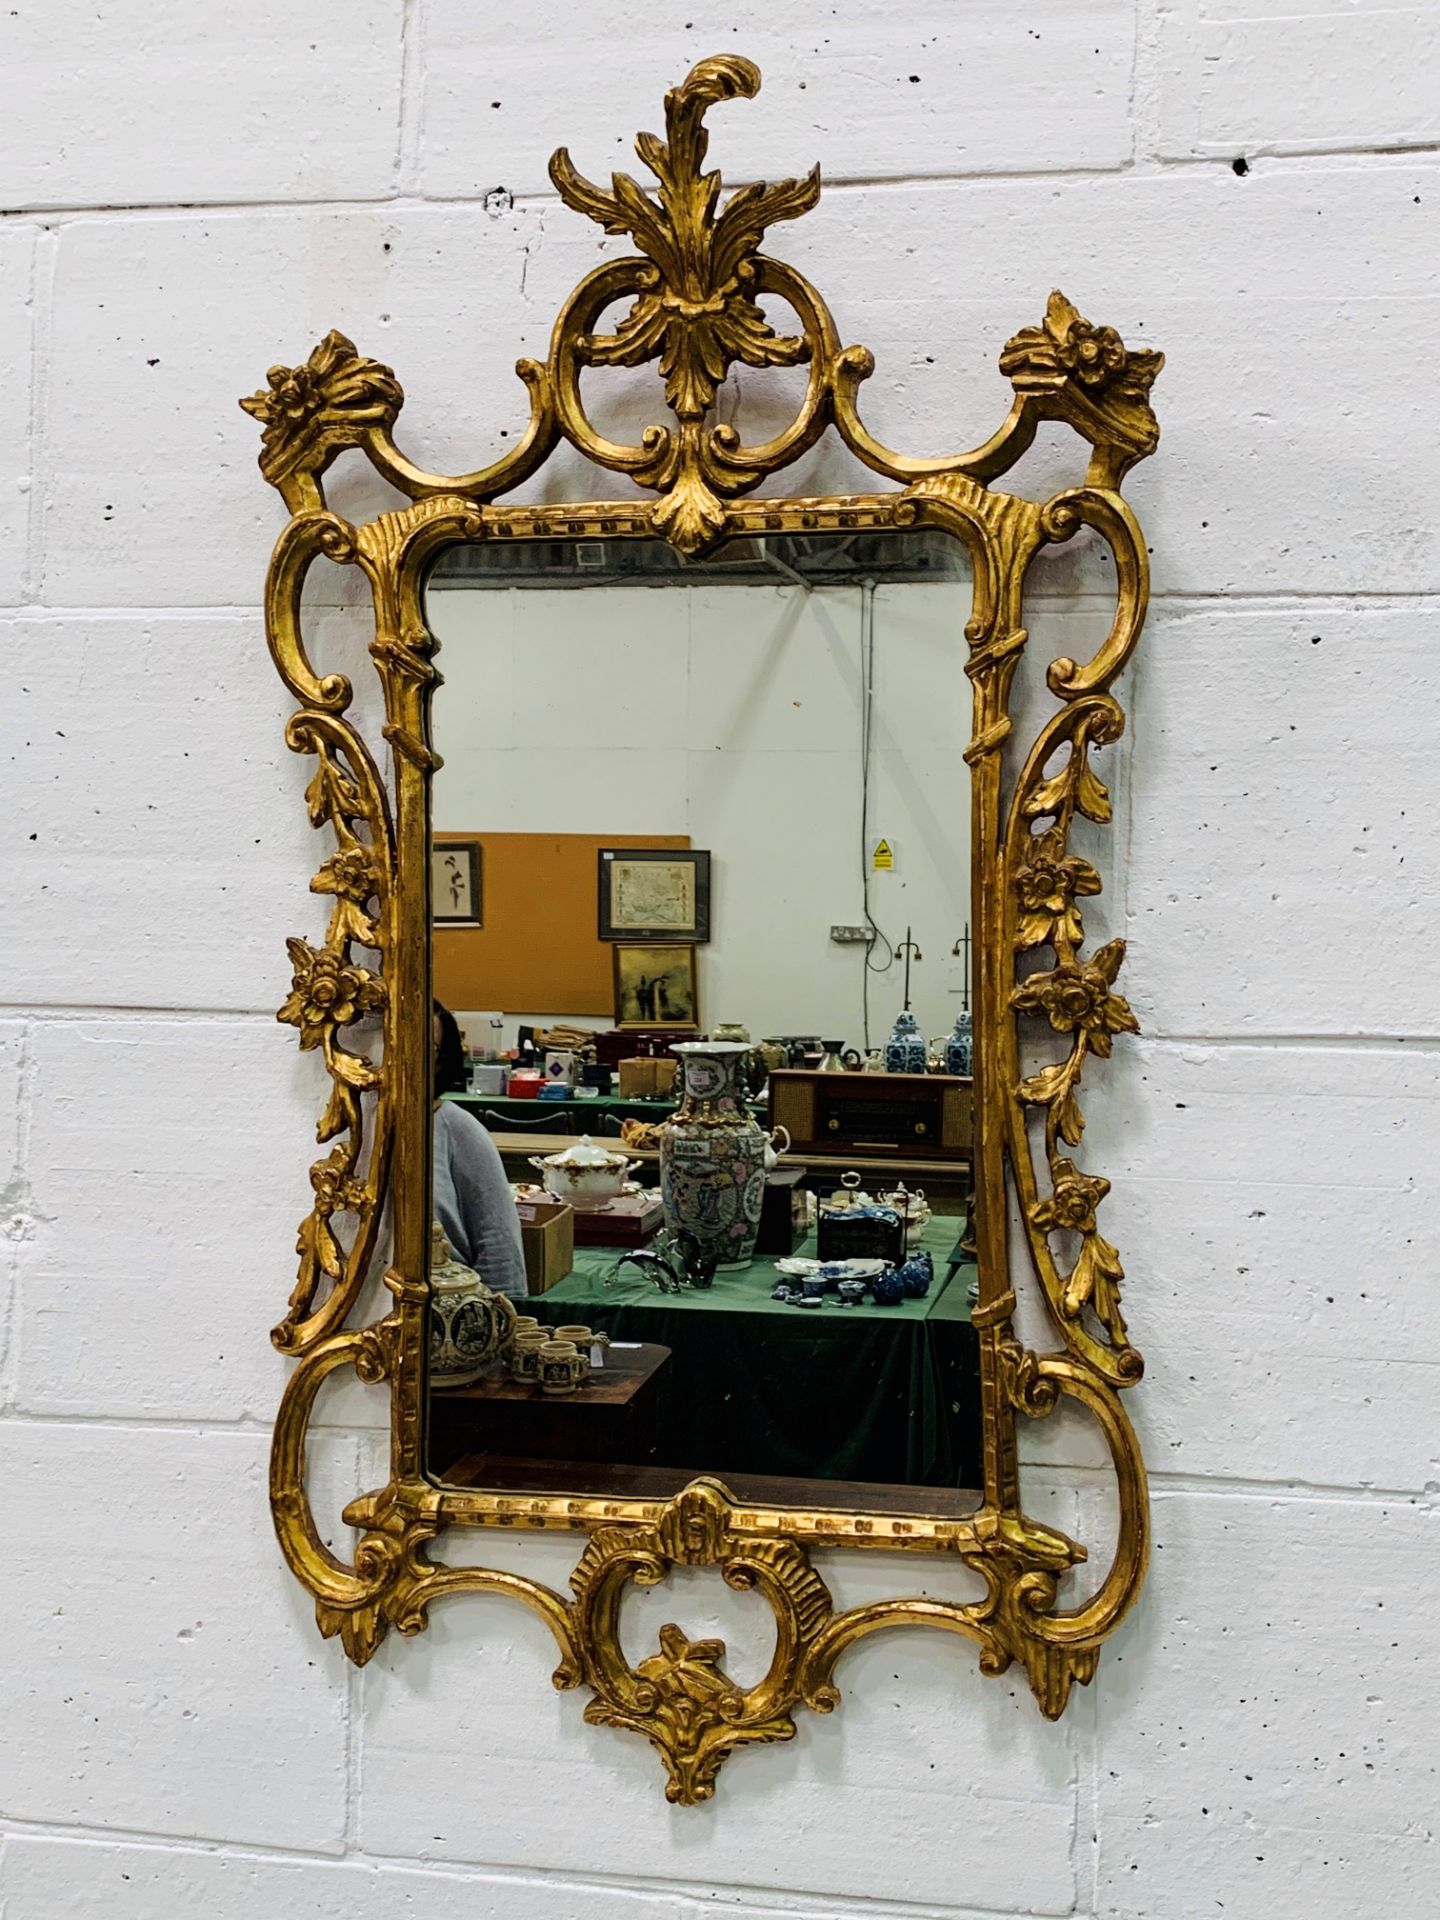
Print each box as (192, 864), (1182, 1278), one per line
(528, 1135), (639, 1209)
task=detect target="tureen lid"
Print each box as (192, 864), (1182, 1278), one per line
(543, 1134), (626, 1168)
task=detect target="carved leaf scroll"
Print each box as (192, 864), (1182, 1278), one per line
(1006, 694), (1143, 1376)
(270, 710), (393, 1354)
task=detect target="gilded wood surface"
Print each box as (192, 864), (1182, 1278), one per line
(246, 55), (1162, 1803)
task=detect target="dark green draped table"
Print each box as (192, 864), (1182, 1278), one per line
(528, 1215), (980, 1493)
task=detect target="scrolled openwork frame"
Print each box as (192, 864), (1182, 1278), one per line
(245, 55), (1161, 1804)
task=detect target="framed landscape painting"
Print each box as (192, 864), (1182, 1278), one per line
(612, 942), (699, 1029)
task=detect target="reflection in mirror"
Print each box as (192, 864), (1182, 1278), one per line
(422, 530), (981, 1516)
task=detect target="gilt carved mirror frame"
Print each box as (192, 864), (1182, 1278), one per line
(245, 56), (1161, 1804)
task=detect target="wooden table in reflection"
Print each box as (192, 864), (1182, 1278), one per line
(430, 1340), (671, 1483)
(482, 1128), (973, 1207)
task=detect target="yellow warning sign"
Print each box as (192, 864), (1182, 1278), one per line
(870, 836), (894, 871)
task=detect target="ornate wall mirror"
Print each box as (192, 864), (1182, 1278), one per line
(246, 54), (1161, 1805)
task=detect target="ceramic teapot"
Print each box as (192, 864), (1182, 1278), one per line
(880, 1182), (932, 1248)
(428, 1221), (519, 1387)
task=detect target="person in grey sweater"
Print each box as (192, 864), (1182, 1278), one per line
(432, 1002), (528, 1300)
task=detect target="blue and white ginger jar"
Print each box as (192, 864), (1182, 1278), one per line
(883, 1009), (928, 1074)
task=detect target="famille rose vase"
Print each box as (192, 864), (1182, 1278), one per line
(658, 1041), (767, 1271)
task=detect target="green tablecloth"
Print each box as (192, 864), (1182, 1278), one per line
(532, 1216), (980, 1491)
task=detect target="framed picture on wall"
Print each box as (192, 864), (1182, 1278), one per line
(598, 847), (711, 941)
(612, 942), (699, 1029)
(432, 840), (482, 927)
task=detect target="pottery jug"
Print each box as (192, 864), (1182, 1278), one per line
(883, 1008), (928, 1074)
(427, 1221), (518, 1386)
(659, 1041), (767, 1271)
(762, 1123), (791, 1171)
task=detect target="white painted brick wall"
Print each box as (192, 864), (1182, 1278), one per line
(3, 5), (1438, 1916)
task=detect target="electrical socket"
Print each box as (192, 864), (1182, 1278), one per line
(830, 924), (871, 945)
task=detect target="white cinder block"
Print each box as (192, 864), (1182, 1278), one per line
(1095, 1490), (1440, 1918)
(0, 614), (328, 1011)
(1080, 1039), (1440, 1488)
(40, 169), (1440, 606)
(356, 1547), (1079, 1914)
(17, 1018), (318, 1421)
(0, 1020), (24, 1406)
(39, 203), (618, 606)
(417, 1), (1138, 196)
(0, 224), (36, 604)
(771, 188), (1440, 597)
(0, 1837), (685, 1920)
(0, 2), (404, 209)
(0, 1837), (686, 1920)
(0, 1424), (350, 1847)
(1153, 2), (1440, 160)
(1128, 603), (1440, 1036)
(0, 1019), (25, 1200)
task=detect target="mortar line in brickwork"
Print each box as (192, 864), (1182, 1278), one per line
(7, 1410), (1431, 1510)
(0, 1004), (295, 1022)
(6, 1006), (1437, 1056)
(4, 592), (1440, 626)
(0, 1028), (39, 1413)
(20, 225), (56, 608)
(0, 604), (347, 620)
(0, 1410), (283, 1434)
(394, 0), (426, 197)
(1135, 1031), (1440, 1053)
(0, 1817), (1093, 1920)
(6, 141), (1440, 223)
(1028, 1464), (1438, 1506)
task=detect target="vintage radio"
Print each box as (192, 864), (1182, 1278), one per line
(767, 1069), (972, 1161)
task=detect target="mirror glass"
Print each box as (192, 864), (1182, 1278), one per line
(422, 529), (981, 1515)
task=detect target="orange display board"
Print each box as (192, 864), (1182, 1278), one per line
(433, 830), (690, 1016)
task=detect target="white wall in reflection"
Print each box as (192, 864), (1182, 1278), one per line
(427, 578), (973, 1047)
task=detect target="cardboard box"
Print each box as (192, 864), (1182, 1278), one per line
(514, 1197), (575, 1293)
(618, 1055), (680, 1099)
(619, 1057), (657, 1097)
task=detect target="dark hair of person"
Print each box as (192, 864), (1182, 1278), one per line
(433, 999), (469, 1095)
